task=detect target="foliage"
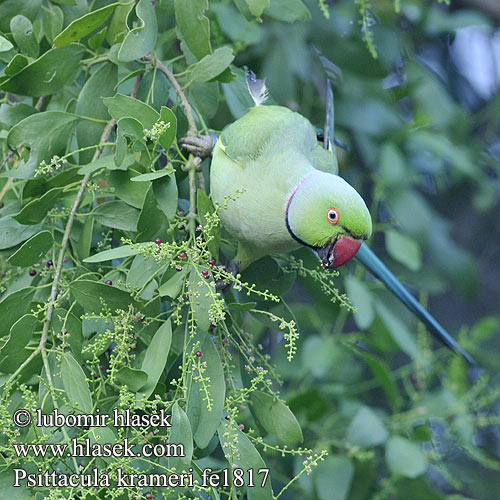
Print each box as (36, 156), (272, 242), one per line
(0, 1), (499, 500)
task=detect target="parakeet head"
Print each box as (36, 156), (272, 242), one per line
(285, 171), (372, 268)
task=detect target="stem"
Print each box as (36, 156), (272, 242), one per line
(148, 55), (197, 137)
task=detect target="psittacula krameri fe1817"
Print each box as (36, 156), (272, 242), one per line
(181, 77), (475, 365)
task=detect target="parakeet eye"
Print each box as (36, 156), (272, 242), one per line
(326, 208), (339, 225)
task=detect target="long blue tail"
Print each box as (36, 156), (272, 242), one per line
(355, 243), (476, 365)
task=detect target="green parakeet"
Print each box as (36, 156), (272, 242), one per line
(210, 104), (372, 271)
(180, 73), (474, 365)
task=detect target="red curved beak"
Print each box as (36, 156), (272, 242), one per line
(317, 237), (362, 268)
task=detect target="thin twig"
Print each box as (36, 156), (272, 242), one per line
(131, 73), (143, 99)
(148, 55), (197, 137)
(0, 151), (14, 171)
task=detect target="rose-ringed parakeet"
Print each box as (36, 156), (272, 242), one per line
(181, 73), (475, 365)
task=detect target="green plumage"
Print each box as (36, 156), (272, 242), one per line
(210, 105), (371, 270)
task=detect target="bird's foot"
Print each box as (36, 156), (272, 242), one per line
(215, 260), (239, 293)
(179, 134), (217, 159)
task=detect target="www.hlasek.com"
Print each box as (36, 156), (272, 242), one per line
(10, 408), (270, 489)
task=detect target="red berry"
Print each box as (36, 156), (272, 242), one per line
(145, 494), (153, 500)
(178, 224), (185, 231)
(178, 210), (185, 217)
(47, 259), (53, 267)
(208, 259), (216, 267)
(195, 351), (203, 358)
(175, 266), (183, 272)
(178, 252), (187, 260)
(29, 269), (37, 276)
(105, 280), (112, 285)
(99, 365), (106, 371)
(154, 237), (162, 245)
(239, 424), (245, 431)
(202, 270), (210, 279)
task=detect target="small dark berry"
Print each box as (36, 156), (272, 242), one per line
(64, 257), (69, 263)
(154, 237), (162, 245)
(105, 280), (112, 285)
(195, 350), (203, 358)
(29, 269), (37, 276)
(201, 270), (210, 279)
(178, 252), (187, 260)
(99, 365), (106, 371)
(178, 224), (185, 231)
(208, 259), (216, 267)
(223, 337), (229, 345)
(239, 424), (245, 431)
(225, 415), (230, 421)
(196, 225), (202, 231)
(47, 259), (54, 267)
(175, 266), (183, 272)
(178, 210), (185, 217)
(145, 494), (153, 500)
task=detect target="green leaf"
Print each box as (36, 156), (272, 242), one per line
(0, 470), (32, 499)
(264, 0), (311, 22)
(376, 301), (420, 360)
(7, 111), (80, 179)
(61, 352), (93, 413)
(226, 301), (257, 312)
(70, 279), (136, 313)
(84, 244), (142, 263)
(76, 62), (117, 164)
(4, 54), (29, 77)
(174, 0), (211, 60)
(385, 229), (422, 272)
(188, 267), (216, 332)
(131, 170), (173, 182)
(127, 254), (160, 289)
(249, 391), (302, 445)
(7, 230), (53, 267)
(356, 349), (402, 411)
(43, 4), (64, 45)
(107, 3), (134, 45)
(118, 0), (157, 62)
(136, 186), (164, 242)
(190, 47), (235, 83)
(116, 366), (148, 392)
(0, 35), (14, 52)
(218, 421), (273, 500)
(54, 2), (125, 47)
(212, 3), (262, 44)
(347, 407), (388, 447)
(0, 287), (35, 337)
(108, 169), (149, 208)
(345, 275), (374, 329)
(153, 172), (178, 218)
(114, 116), (145, 167)
(158, 106), (177, 150)
(78, 152), (135, 175)
(0, 314), (37, 355)
(158, 267), (188, 299)
(169, 403), (193, 472)
(92, 200), (140, 231)
(0, 217), (42, 250)
(187, 332), (225, 448)
(0, 0), (42, 33)
(13, 187), (63, 225)
(10, 15), (39, 58)
(316, 456), (354, 500)
(0, 43), (85, 97)
(197, 189), (220, 257)
(138, 320), (172, 399)
(385, 436), (427, 478)
(103, 93), (158, 128)
(244, 0), (270, 19)
(76, 215), (94, 261)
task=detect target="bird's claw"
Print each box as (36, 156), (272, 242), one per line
(179, 135), (215, 159)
